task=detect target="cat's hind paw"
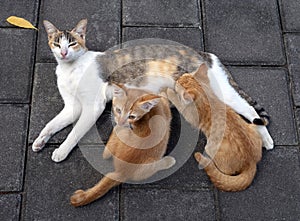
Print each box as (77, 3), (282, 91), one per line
(70, 190), (88, 207)
(257, 126), (274, 150)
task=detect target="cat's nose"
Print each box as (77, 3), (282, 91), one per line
(118, 119), (128, 127)
(61, 50), (68, 58)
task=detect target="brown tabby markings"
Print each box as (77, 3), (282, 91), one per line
(167, 64), (262, 191)
(70, 86), (175, 207)
(45, 19), (87, 51)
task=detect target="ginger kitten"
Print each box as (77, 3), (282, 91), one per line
(70, 85), (175, 206)
(167, 64), (262, 191)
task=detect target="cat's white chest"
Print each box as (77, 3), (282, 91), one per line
(56, 65), (84, 94)
(55, 51), (104, 99)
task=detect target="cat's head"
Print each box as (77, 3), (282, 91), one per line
(112, 84), (161, 128)
(43, 19), (88, 62)
(175, 63), (209, 104)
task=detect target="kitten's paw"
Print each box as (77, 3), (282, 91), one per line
(194, 152), (202, 163)
(51, 148), (70, 162)
(194, 152), (211, 169)
(70, 190), (88, 207)
(32, 135), (49, 152)
(162, 156), (176, 169)
(103, 148), (112, 160)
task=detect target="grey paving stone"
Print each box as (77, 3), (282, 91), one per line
(279, 0), (300, 32)
(227, 67), (297, 146)
(37, 0), (120, 62)
(123, 188), (216, 221)
(0, 105), (28, 191)
(121, 152), (211, 190)
(204, 0), (285, 65)
(0, 29), (35, 103)
(296, 109), (300, 141)
(0, 194), (21, 221)
(123, 27), (203, 51)
(219, 147), (300, 221)
(0, 0), (39, 27)
(285, 34), (300, 107)
(24, 146), (119, 220)
(29, 63), (114, 144)
(123, 0), (200, 27)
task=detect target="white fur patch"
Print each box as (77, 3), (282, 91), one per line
(207, 53), (259, 122)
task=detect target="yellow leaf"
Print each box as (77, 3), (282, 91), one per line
(6, 16), (38, 30)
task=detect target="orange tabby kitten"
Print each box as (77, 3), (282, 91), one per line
(167, 64), (262, 191)
(71, 85), (175, 207)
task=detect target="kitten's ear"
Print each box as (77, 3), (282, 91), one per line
(182, 90), (195, 103)
(193, 63), (209, 83)
(72, 19), (87, 39)
(112, 84), (126, 97)
(43, 20), (58, 37)
(139, 94), (161, 112)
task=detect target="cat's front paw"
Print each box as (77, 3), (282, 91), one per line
(70, 190), (88, 207)
(32, 135), (49, 152)
(51, 147), (70, 162)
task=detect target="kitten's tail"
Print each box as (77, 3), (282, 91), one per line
(70, 173), (121, 207)
(194, 152), (256, 192)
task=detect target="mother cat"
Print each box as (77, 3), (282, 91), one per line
(32, 19), (273, 162)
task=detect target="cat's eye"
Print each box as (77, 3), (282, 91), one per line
(68, 42), (77, 47)
(128, 115), (136, 120)
(115, 108), (121, 114)
(53, 42), (60, 48)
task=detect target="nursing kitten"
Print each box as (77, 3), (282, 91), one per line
(70, 85), (175, 207)
(167, 64), (262, 191)
(33, 19), (272, 162)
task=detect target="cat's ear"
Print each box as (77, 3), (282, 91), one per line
(43, 20), (58, 38)
(112, 84), (126, 97)
(139, 94), (161, 112)
(193, 63), (208, 83)
(72, 19), (87, 39)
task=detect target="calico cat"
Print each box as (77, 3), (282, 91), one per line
(167, 64), (262, 191)
(33, 19), (272, 162)
(70, 85), (175, 207)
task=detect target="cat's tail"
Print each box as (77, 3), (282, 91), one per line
(194, 152), (256, 192)
(70, 172), (122, 207)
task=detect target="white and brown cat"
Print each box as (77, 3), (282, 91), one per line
(33, 19), (273, 162)
(167, 64), (262, 191)
(70, 85), (175, 207)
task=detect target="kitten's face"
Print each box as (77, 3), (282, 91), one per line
(43, 19), (88, 62)
(112, 85), (160, 128)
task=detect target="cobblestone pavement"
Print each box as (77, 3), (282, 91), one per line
(0, 0), (300, 220)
